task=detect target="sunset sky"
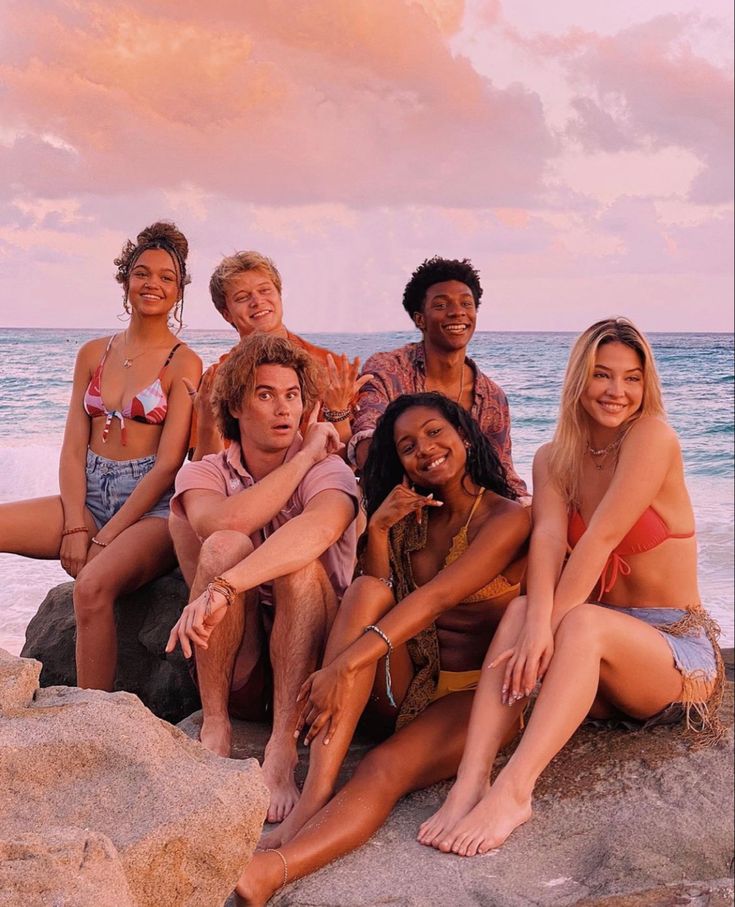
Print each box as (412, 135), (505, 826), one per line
(0, 0), (732, 333)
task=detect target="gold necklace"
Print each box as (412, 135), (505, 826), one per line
(121, 331), (147, 369)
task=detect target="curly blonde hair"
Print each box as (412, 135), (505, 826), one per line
(548, 317), (665, 505)
(209, 251), (283, 318)
(212, 334), (322, 441)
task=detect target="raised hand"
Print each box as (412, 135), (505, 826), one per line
(323, 354), (373, 414)
(301, 401), (344, 463)
(370, 476), (443, 532)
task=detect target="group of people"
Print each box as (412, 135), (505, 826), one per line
(1, 220), (724, 905)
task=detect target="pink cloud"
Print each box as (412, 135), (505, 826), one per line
(0, 0), (552, 207)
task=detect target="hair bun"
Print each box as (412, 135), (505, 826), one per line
(135, 221), (189, 265)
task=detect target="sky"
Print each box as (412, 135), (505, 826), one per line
(0, 0), (732, 334)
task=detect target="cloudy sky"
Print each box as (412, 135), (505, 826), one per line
(0, 0), (732, 333)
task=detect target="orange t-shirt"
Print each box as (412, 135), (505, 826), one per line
(188, 330), (335, 454)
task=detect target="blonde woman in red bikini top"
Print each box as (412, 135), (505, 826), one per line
(418, 316), (723, 860)
(0, 221), (201, 691)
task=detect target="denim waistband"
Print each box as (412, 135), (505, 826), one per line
(86, 449), (156, 479)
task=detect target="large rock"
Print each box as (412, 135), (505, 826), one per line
(180, 684), (734, 906)
(20, 573), (199, 723)
(0, 828), (135, 907)
(0, 651), (269, 907)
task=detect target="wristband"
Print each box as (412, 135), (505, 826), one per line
(322, 407), (352, 423)
(61, 526), (89, 537)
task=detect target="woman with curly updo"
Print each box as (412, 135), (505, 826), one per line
(0, 221), (202, 689)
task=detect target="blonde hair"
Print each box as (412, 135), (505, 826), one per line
(548, 317), (665, 505)
(209, 251), (282, 317)
(211, 334), (321, 442)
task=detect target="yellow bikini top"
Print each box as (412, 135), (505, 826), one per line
(443, 489), (519, 604)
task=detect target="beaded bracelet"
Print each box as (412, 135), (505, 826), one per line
(90, 537), (108, 548)
(322, 406), (352, 423)
(61, 526), (88, 537)
(364, 624), (396, 708)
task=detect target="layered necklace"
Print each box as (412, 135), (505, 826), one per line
(586, 434), (624, 470)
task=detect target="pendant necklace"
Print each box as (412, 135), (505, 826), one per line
(121, 332), (146, 369)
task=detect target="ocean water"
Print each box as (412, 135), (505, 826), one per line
(0, 328), (732, 653)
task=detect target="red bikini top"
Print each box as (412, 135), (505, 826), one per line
(568, 506), (694, 594)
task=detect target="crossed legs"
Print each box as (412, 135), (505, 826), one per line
(422, 597), (685, 856)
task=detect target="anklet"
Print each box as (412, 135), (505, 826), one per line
(364, 624), (396, 708)
(264, 848), (288, 892)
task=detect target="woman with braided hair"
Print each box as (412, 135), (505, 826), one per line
(0, 221), (201, 690)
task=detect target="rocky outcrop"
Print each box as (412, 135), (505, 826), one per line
(181, 683), (734, 907)
(20, 573), (198, 723)
(0, 651), (269, 907)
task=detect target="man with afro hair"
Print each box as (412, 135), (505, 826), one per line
(349, 256), (526, 497)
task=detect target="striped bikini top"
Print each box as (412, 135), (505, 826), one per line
(443, 489), (519, 604)
(83, 335), (182, 445)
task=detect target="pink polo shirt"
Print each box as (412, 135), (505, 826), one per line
(172, 436), (359, 601)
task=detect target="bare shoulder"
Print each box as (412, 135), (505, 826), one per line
(532, 442), (553, 474)
(169, 343), (202, 375)
(480, 491), (530, 531)
(76, 335), (112, 368)
(624, 416), (679, 452)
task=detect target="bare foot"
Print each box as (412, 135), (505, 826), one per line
(234, 850), (284, 906)
(260, 785), (332, 849)
(437, 778), (532, 857)
(261, 747), (300, 824)
(417, 775), (489, 849)
(199, 714), (232, 757)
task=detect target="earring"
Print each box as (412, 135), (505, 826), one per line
(463, 439), (471, 451)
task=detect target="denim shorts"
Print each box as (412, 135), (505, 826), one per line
(85, 449), (173, 529)
(595, 604), (719, 681)
(589, 603), (720, 730)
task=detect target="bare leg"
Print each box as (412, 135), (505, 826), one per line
(418, 594), (529, 848)
(169, 512), (202, 588)
(235, 690), (476, 906)
(190, 530), (256, 756)
(262, 561), (344, 824)
(261, 575), (413, 847)
(74, 518), (177, 690)
(0, 495), (96, 559)
(442, 603), (685, 857)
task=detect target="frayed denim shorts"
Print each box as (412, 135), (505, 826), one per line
(595, 604), (719, 681)
(85, 449), (173, 529)
(590, 603), (721, 731)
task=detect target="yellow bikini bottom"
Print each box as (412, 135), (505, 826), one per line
(429, 669), (482, 703)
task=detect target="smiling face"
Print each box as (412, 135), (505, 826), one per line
(221, 269), (285, 338)
(232, 363), (303, 455)
(393, 405), (467, 488)
(413, 280), (477, 353)
(580, 341), (645, 433)
(126, 248), (180, 315)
